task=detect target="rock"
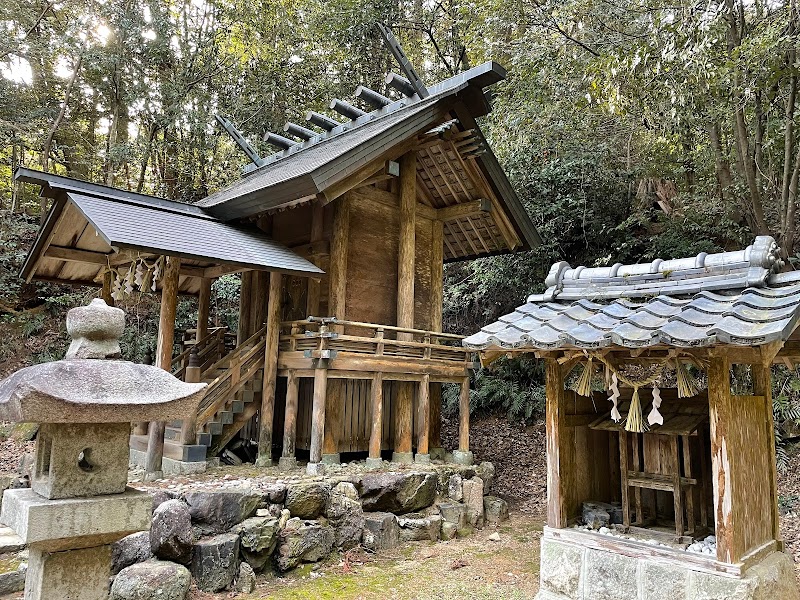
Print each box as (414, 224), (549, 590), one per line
(191, 533), (240, 592)
(326, 484), (364, 550)
(462, 477), (485, 528)
(362, 512), (399, 551)
(448, 475), (463, 501)
(110, 559), (191, 600)
(111, 531), (152, 575)
(398, 513), (442, 542)
(150, 499), (193, 565)
(10, 423), (39, 442)
(359, 472), (437, 514)
(185, 488), (261, 533)
(285, 482), (331, 519)
(488, 532), (501, 542)
(150, 489), (178, 513)
(234, 516), (279, 571)
(275, 518), (334, 572)
(438, 502), (467, 528)
(235, 562), (256, 594)
(441, 521), (458, 540)
(0, 554), (25, 596)
(483, 496), (509, 525)
(475, 462), (495, 491)
(278, 508), (291, 529)
(262, 482), (287, 504)
(582, 501), (611, 529)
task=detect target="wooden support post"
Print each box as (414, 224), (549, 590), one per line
(456, 376), (471, 461)
(102, 270), (114, 307)
(753, 362), (782, 545)
(429, 220), (444, 457)
(179, 349), (200, 445)
(145, 256), (181, 477)
(416, 374), (430, 461)
(197, 278), (212, 342)
(708, 354), (735, 562)
(251, 271), (268, 332)
(396, 151), (416, 340)
(329, 196), (349, 325)
(393, 382), (414, 463)
(309, 362), (329, 468)
(237, 271), (253, 344)
(306, 202), (324, 317)
(368, 372), (384, 466)
(545, 359), (568, 528)
(279, 371), (299, 469)
(256, 272), (282, 467)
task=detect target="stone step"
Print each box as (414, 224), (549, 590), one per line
(230, 400), (244, 414)
(197, 432), (212, 447)
(219, 411), (234, 425)
(206, 422), (223, 435)
(0, 528), (25, 553)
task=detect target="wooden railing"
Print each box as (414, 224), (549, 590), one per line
(196, 326), (266, 426)
(171, 327), (228, 380)
(279, 317), (474, 366)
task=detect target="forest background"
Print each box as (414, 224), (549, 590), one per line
(2, 0), (800, 455)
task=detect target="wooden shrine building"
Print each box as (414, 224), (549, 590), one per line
(15, 57), (539, 475)
(464, 236), (800, 599)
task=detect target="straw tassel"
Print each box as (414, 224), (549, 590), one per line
(625, 386), (648, 433)
(575, 357), (594, 397)
(675, 359), (700, 398)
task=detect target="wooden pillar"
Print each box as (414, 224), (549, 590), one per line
(197, 278), (212, 342)
(545, 359), (568, 528)
(179, 349), (200, 445)
(251, 271), (268, 332)
(101, 270), (114, 307)
(416, 374), (430, 460)
(145, 256), (181, 476)
(237, 271), (253, 344)
(429, 220), (444, 453)
(753, 363), (781, 543)
(708, 354), (735, 562)
(368, 372), (384, 464)
(256, 272), (282, 467)
(306, 202), (324, 318)
(396, 151), (416, 337)
(279, 371), (299, 468)
(458, 376), (470, 452)
(309, 363), (329, 467)
(329, 196), (349, 323)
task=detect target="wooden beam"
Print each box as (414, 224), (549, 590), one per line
(397, 151), (416, 339)
(436, 199), (489, 222)
(309, 362), (328, 464)
(145, 255), (181, 476)
(281, 371), (300, 461)
(429, 220), (444, 451)
(256, 272), (283, 466)
(369, 372), (384, 460)
(196, 278), (212, 342)
(545, 359), (568, 528)
(349, 187), (437, 220)
(45, 245), (109, 265)
(306, 202), (324, 317)
(237, 271), (253, 345)
(329, 195), (349, 324)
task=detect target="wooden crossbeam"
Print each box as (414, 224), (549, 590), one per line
(437, 199), (490, 221)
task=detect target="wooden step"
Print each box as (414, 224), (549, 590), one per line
(197, 432), (212, 447)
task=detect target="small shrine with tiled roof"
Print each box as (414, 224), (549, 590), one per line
(464, 236), (800, 600)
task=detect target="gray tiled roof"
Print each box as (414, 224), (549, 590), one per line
(464, 236), (800, 350)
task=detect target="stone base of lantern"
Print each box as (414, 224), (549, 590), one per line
(25, 544), (112, 600)
(535, 529), (800, 600)
(129, 448), (208, 475)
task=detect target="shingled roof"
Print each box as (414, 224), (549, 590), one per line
(463, 236), (800, 351)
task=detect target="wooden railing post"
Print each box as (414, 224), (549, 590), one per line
(179, 348), (200, 445)
(279, 370), (300, 469)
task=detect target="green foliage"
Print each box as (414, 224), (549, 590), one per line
(771, 366), (800, 472)
(443, 358), (546, 423)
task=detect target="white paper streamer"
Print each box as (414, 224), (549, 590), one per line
(648, 385), (664, 426)
(608, 373), (621, 422)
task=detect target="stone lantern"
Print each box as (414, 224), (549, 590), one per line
(0, 299), (206, 600)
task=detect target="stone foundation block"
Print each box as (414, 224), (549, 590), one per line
(438, 503), (467, 529)
(539, 538), (583, 598)
(583, 547), (638, 600)
(191, 533), (240, 592)
(26, 544), (112, 600)
(1, 488), (150, 551)
(641, 561), (689, 600)
(362, 512), (399, 551)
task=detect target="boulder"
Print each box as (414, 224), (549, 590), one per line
(191, 533), (240, 592)
(150, 499), (193, 564)
(582, 501), (612, 529)
(326, 483), (364, 550)
(475, 462), (495, 492)
(448, 475), (463, 502)
(111, 531), (152, 575)
(439, 502), (467, 529)
(398, 513), (442, 542)
(262, 482), (287, 504)
(462, 477), (485, 528)
(483, 496), (509, 525)
(275, 518), (335, 572)
(185, 488), (261, 533)
(150, 489), (178, 513)
(441, 521), (458, 540)
(359, 472), (437, 514)
(234, 516), (279, 571)
(285, 482), (331, 519)
(235, 562), (256, 594)
(110, 560), (191, 600)
(362, 512), (399, 551)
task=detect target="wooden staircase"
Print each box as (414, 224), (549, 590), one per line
(184, 326), (267, 456)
